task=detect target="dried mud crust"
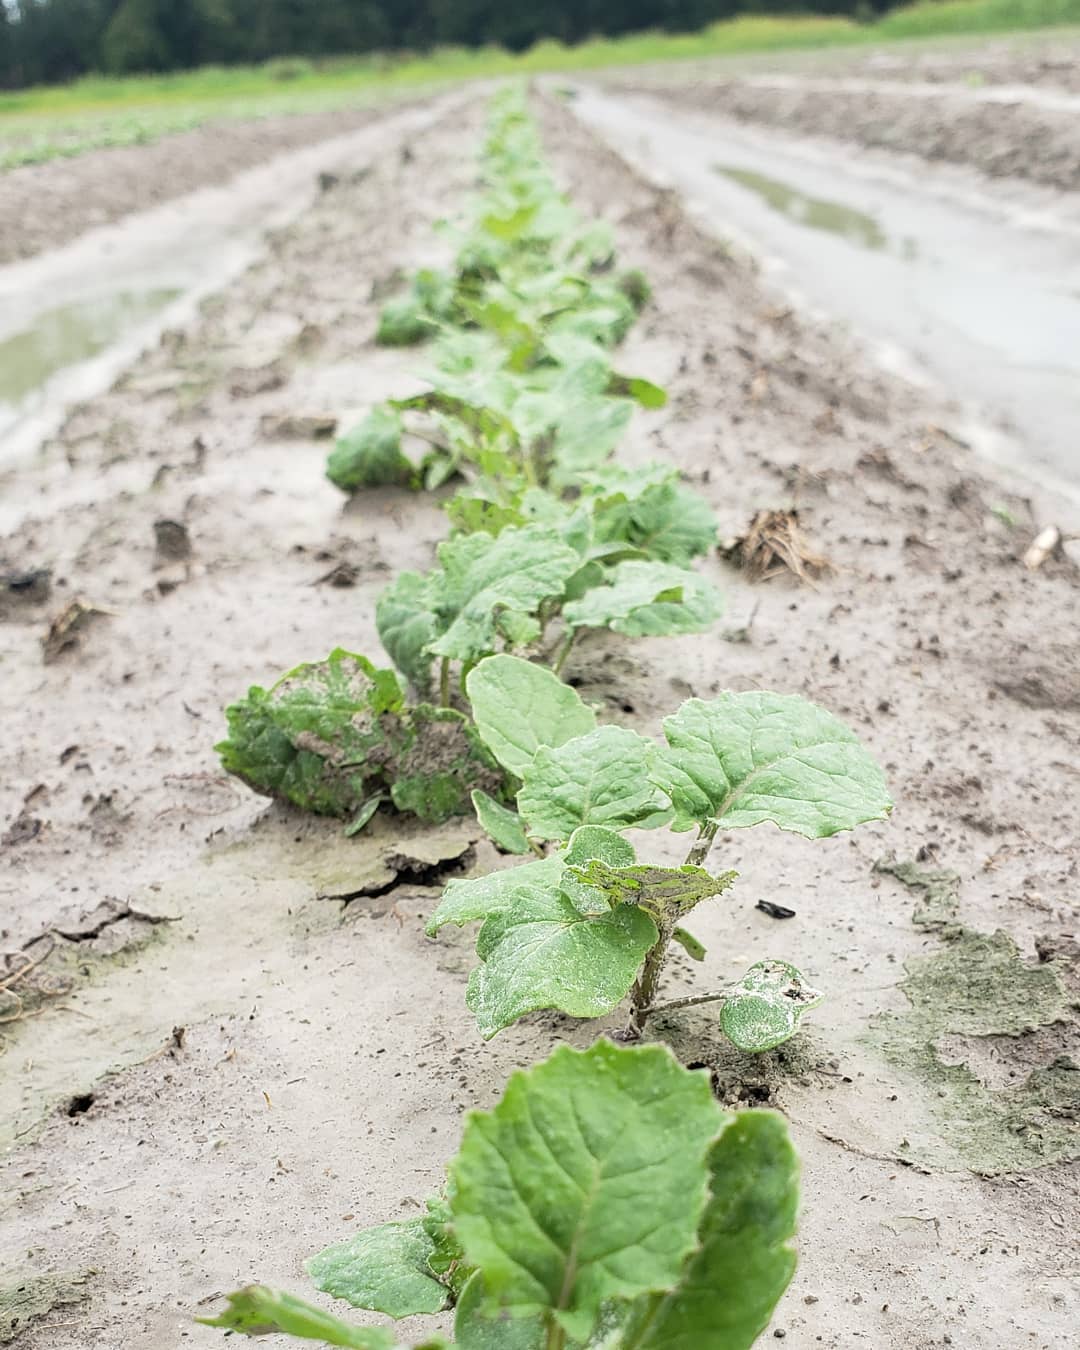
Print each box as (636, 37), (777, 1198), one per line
(0, 100), (398, 266)
(604, 71), (1080, 193)
(1, 85), (1079, 1350)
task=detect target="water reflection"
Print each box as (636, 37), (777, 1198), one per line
(714, 164), (895, 254)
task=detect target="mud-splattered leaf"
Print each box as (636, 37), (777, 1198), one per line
(559, 824), (637, 915)
(466, 654), (596, 777)
(563, 561), (722, 638)
(376, 572), (440, 697)
(215, 649), (406, 817)
(653, 692), (892, 837)
(631, 1111), (798, 1350)
(465, 883), (657, 1038)
(196, 1286), (401, 1347)
(327, 408), (414, 493)
(427, 526), (580, 663)
(449, 1041), (722, 1341)
(390, 705), (508, 824)
(720, 960), (822, 1054)
(518, 725), (667, 842)
(472, 789), (529, 855)
(427, 853), (565, 934)
(564, 861), (737, 922)
(306, 1219), (449, 1318)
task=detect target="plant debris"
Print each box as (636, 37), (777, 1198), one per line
(720, 508), (831, 583)
(41, 598), (113, 663)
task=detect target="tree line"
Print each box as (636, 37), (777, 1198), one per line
(0, 1), (897, 90)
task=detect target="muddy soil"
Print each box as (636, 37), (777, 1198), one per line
(605, 50), (1080, 193)
(0, 98), (415, 266)
(1, 81), (1079, 1350)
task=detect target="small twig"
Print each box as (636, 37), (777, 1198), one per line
(551, 629), (576, 676)
(649, 988), (731, 1016)
(439, 657), (451, 708)
(1, 936), (55, 991)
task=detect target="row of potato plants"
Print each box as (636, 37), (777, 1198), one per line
(203, 88), (891, 1349)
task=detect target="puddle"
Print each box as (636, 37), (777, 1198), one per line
(715, 164), (890, 252)
(0, 289), (179, 437)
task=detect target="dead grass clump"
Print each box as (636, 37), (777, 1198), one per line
(721, 508), (831, 584)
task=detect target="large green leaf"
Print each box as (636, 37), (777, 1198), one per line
(593, 480), (718, 567)
(652, 692), (892, 837)
(563, 561), (722, 639)
(376, 572), (440, 697)
(465, 883), (657, 1038)
(466, 654), (597, 777)
(215, 649), (407, 817)
(196, 1286), (402, 1348)
(517, 725), (667, 842)
(307, 1220), (449, 1318)
(633, 1111), (798, 1350)
(427, 526), (580, 663)
(427, 853), (566, 934)
(327, 408), (414, 493)
(449, 1041), (724, 1342)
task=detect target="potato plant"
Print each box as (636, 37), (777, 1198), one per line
(200, 1041), (799, 1350)
(431, 656), (891, 1049)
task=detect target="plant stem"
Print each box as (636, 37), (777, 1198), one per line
(439, 657), (451, 708)
(684, 819), (719, 867)
(622, 822), (721, 1039)
(545, 1320), (566, 1350)
(647, 989), (731, 1016)
(552, 628), (576, 676)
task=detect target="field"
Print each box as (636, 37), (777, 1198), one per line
(2, 12), (1079, 1350)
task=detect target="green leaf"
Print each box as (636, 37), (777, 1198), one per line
(196, 1286), (400, 1348)
(517, 725), (667, 842)
(563, 561), (722, 638)
(466, 654), (596, 777)
(427, 526), (581, 664)
(465, 884), (657, 1038)
(564, 862), (737, 921)
(306, 1219), (449, 1319)
(633, 1111), (798, 1350)
(653, 692), (893, 837)
(345, 794), (384, 837)
(455, 1272), (544, 1350)
(473, 789), (529, 855)
(672, 927), (706, 962)
(550, 396), (633, 486)
(327, 408), (414, 493)
(720, 960), (823, 1054)
(449, 1041), (724, 1341)
(376, 572), (440, 697)
(427, 852), (566, 934)
(215, 649), (407, 818)
(377, 294), (438, 346)
(606, 374), (667, 409)
(593, 480), (718, 567)
(559, 824), (637, 915)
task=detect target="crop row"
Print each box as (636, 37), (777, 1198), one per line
(202, 88), (891, 1349)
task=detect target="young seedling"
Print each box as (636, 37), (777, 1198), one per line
(431, 655), (891, 1050)
(200, 1039), (799, 1350)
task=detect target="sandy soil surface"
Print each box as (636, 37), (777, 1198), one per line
(1, 80), (1078, 1350)
(604, 41), (1080, 193)
(0, 99), (404, 266)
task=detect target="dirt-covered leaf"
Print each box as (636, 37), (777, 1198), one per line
(473, 789), (529, 855)
(327, 408), (415, 493)
(563, 561), (722, 638)
(517, 725), (668, 842)
(390, 705), (508, 824)
(631, 1111), (798, 1350)
(559, 824), (637, 915)
(466, 654), (596, 777)
(427, 526), (580, 663)
(376, 572), (440, 697)
(426, 853), (565, 934)
(564, 862), (737, 922)
(196, 1286), (401, 1347)
(465, 883), (656, 1039)
(306, 1219), (449, 1318)
(653, 692), (892, 837)
(720, 960), (823, 1054)
(593, 480), (718, 567)
(454, 1271), (545, 1350)
(215, 649), (407, 817)
(449, 1041), (723, 1341)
